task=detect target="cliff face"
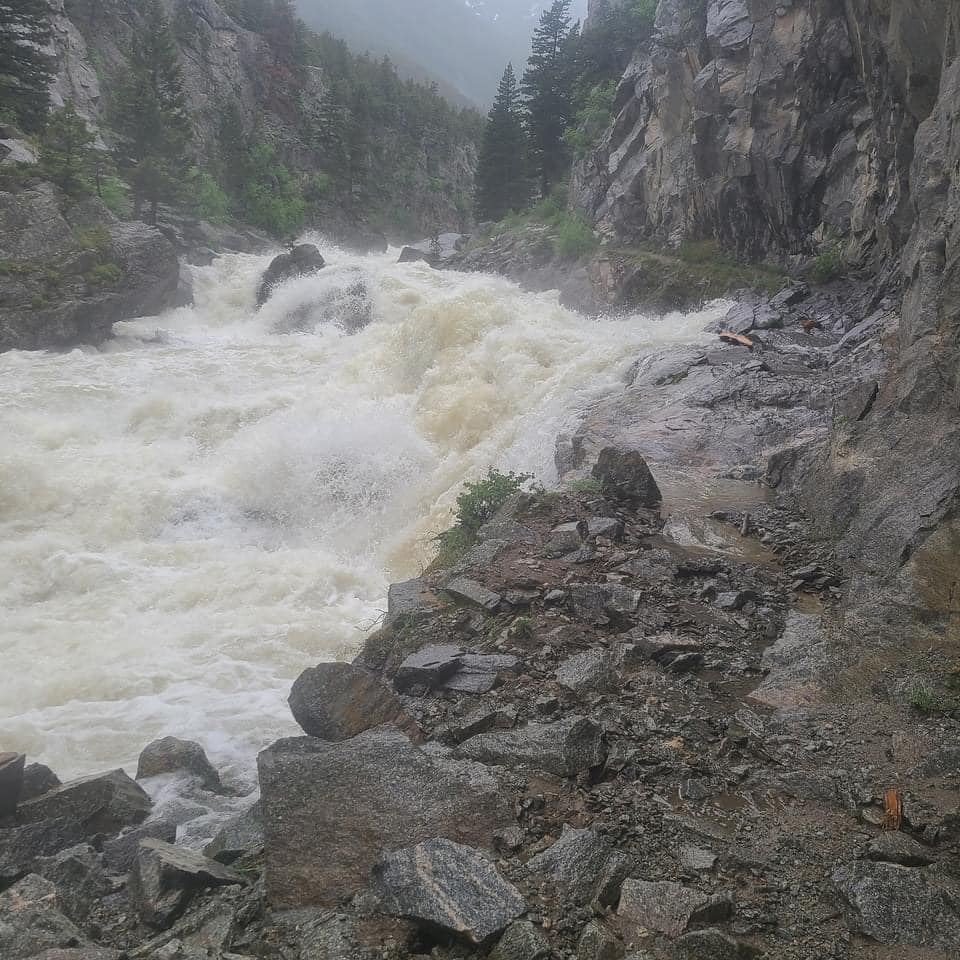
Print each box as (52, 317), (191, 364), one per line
(574, 0), (960, 645)
(48, 0), (478, 238)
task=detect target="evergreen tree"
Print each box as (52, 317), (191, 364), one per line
(522, 0), (576, 195)
(474, 63), (530, 222)
(114, 0), (192, 223)
(0, 0), (55, 131)
(40, 100), (98, 197)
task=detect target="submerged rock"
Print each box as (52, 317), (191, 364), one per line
(136, 737), (223, 793)
(256, 243), (325, 307)
(257, 727), (514, 907)
(373, 838), (526, 944)
(289, 661), (408, 740)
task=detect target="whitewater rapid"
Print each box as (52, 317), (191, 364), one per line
(0, 238), (725, 796)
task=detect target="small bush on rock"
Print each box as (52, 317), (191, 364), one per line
(813, 240), (845, 282)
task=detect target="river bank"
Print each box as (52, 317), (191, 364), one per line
(3, 271), (958, 959)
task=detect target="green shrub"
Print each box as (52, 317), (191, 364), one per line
(74, 225), (113, 256)
(187, 168), (230, 222)
(553, 214), (598, 260)
(433, 468), (533, 566)
(86, 263), (123, 287)
(97, 176), (130, 217)
(813, 240), (845, 282)
(632, 0), (657, 31)
(564, 82), (617, 158)
(568, 476), (602, 495)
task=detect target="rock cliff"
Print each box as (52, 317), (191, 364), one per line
(573, 0), (960, 673)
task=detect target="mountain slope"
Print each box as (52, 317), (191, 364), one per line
(294, 0), (589, 105)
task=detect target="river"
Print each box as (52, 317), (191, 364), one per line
(0, 238), (724, 798)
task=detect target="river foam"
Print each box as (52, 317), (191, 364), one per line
(0, 237), (725, 790)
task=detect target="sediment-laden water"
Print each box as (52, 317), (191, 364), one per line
(0, 238), (724, 792)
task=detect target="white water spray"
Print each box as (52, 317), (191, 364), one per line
(0, 238), (725, 792)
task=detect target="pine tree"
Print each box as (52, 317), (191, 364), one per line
(522, 0), (576, 196)
(0, 0), (55, 132)
(474, 63), (530, 222)
(40, 100), (98, 196)
(114, 0), (192, 223)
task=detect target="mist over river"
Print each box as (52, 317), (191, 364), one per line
(0, 239), (724, 793)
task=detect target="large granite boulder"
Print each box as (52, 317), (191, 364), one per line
(257, 726), (515, 907)
(288, 661), (408, 740)
(0, 185), (180, 352)
(592, 447), (662, 507)
(256, 243), (325, 307)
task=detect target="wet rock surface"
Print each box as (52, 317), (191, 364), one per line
(136, 737), (223, 793)
(255, 243), (325, 307)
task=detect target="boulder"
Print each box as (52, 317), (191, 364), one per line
(256, 244), (325, 307)
(489, 920), (552, 960)
(204, 801), (263, 865)
(21, 763), (61, 802)
(618, 880), (733, 938)
(15, 769), (152, 837)
(446, 577), (502, 612)
(0, 751), (25, 817)
(136, 737), (223, 793)
(0, 874), (84, 959)
(34, 843), (111, 924)
(833, 861), (960, 948)
(0, 185), (181, 352)
(456, 716), (606, 777)
(586, 517), (624, 542)
(569, 583), (641, 624)
(130, 838), (245, 929)
(0, 819), (91, 884)
(257, 727), (515, 907)
(544, 521), (586, 557)
(373, 838), (526, 944)
(289, 661), (408, 740)
(102, 818), (178, 874)
(555, 651), (616, 697)
(527, 827), (624, 905)
(592, 448), (662, 507)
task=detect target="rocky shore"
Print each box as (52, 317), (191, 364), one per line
(3, 278), (959, 960)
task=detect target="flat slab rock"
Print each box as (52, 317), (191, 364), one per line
(749, 612), (828, 709)
(395, 645), (519, 695)
(455, 715), (606, 777)
(257, 726), (514, 908)
(373, 838), (525, 944)
(527, 826), (627, 905)
(385, 578), (440, 629)
(446, 577), (502, 612)
(554, 650), (616, 696)
(618, 879), (733, 938)
(833, 861), (960, 949)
